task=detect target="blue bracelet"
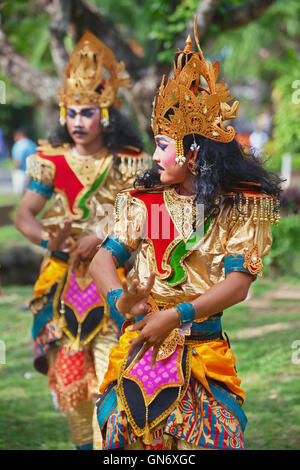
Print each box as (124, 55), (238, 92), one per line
(101, 236), (131, 267)
(40, 238), (49, 249)
(176, 302), (197, 327)
(107, 288), (125, 333)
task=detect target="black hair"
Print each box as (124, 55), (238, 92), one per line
(134, 133), (282, 216)
(14, 127), (30, 137)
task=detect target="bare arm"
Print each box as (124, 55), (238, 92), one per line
(191, 271), (252, 319)
(89, 248), (123, 297)
(89, 247), (155, 316)
(15, 190), (72, 250)
(14, 190), (49, 245)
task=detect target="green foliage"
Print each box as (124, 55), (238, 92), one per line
(264, 215), (300, 277)
(1, 1), (53, 111)
(212, 0), (300, 169)
(2, 0), (300, 175)
(145, 0), (199, 63)
(2, 2), (53, 72)
(265, 49), (300, 170)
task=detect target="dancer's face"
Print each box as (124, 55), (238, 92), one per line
(153, 134), (189, 185)
(66, 105), (102, 147)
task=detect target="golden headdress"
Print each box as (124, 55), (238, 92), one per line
(58, 31), (131, 127)
(151, 18), (239, 160)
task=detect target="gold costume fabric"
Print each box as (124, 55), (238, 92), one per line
(96, 184), (275, 450)
(27, 141), (151, 236)
(112, 186), (273, 303)
(26, 142), (149, 448)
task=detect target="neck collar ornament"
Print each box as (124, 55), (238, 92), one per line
(58, 31), (131, 127)
(151, 17), (239, 160)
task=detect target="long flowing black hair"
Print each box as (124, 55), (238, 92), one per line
(134, 133), (283, 216)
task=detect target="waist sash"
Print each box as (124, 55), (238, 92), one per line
(116, 302), (223, 444)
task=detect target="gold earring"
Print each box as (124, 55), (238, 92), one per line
(188, 160), (198, 175)
(100, 107), (109, 127)
(175, 139), (186, 166)
(59, 105), (66, 126)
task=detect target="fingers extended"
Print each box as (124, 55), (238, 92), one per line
(133, 343), (151, 363)
(129, 279), (138, 294)
(145, 271), (156, 293)
(151, 345), (160, 368)
(122, 278), (129, 293)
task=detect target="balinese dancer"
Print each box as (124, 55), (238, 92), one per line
(14, 31), (150, 450)
(90, 22), (282, 450)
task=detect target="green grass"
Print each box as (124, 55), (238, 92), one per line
(0, 278), (299, 450)
(0, 286), (73, 450)
(222, 276), (300, 450)
(0, 224), (32, 249)
(0, 194), (21, 207)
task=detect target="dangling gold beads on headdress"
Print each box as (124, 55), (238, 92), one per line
(57, 31), (131, 127)
(151, 17), (239, 160)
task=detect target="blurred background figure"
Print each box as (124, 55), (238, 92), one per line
(249, 113), (271, 157)
(11, 127), (36, 194)
(0, 128), (9, 161)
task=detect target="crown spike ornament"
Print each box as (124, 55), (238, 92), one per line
(151, 16), (239, 165)
(57, 31), (131, 127)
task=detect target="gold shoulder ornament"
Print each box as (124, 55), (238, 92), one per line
(223, 187), (280, 277)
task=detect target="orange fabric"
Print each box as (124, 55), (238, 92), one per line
(99, 328), (138, 394)
(57, 349), (86, 386)
(99, 328), (245, 402)
(48, 346), (98, 413)
(117, 266), (126, 282)
(192, 340), (245, 401)
(33, 257), (68, 298)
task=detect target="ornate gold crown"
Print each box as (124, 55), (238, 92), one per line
(57, 31), (131, 126)
(151, 19), (239, 146)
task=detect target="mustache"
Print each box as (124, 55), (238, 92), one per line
(72, 129), (88, 135)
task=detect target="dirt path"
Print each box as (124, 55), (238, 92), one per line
(232, 282), (300, 340)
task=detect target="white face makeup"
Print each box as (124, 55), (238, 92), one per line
(152, 134), (190, 185)
(66, 105), (102, 148)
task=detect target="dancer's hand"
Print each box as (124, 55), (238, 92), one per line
(126, 307), (179, 367)
(47, 220), (72, 251)
(116, 272), (156, 317)
(69, 234), (101, 272)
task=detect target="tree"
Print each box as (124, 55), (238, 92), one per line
(0, 0), (278, 138)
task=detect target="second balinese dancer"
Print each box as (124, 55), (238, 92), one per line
(15, 31), (150, 449)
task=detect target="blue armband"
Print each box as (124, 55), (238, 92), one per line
(101, 236), (131, 267)
(224, 254), (252, 276)
(28, 180), (54, 199)
(175, 302), (197, 327)
(107, 288), (125, 333)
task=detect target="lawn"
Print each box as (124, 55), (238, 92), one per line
(0, 286), (73, 450)
(222, 277), (300, 450)
(0, 277), (299, 450)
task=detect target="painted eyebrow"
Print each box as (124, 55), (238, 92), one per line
(67, 107), (98, 113)
(155, 137), (169, 143)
